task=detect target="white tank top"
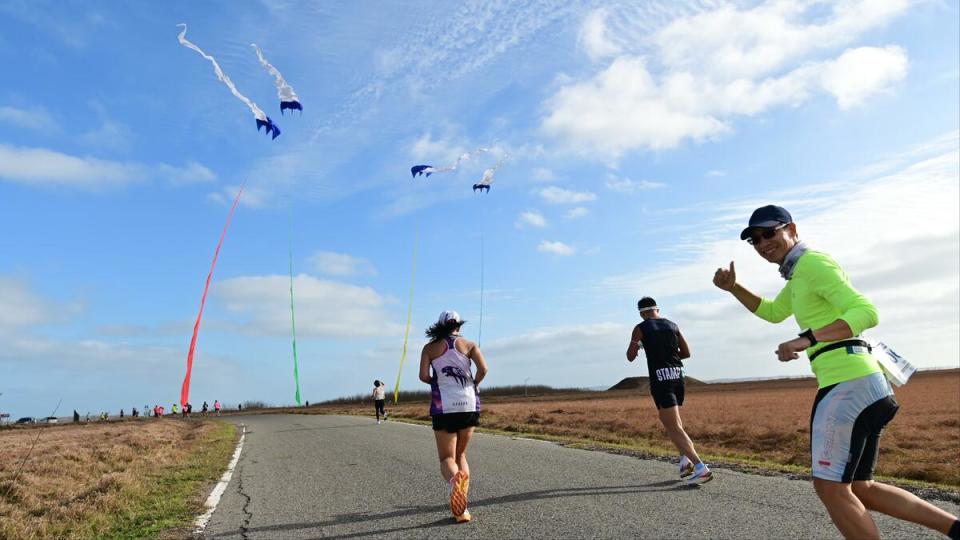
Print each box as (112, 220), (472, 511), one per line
(373, 386), (385, 400)
(429, 335), (479, 415)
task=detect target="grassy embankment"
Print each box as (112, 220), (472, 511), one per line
(309, 369), (960, 489)
(0, 418), (236, 539)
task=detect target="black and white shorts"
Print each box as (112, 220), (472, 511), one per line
(810, 372), (898, 482)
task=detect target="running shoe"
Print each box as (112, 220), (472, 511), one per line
(454, 509), (472, 523)
(449, 471), (470, 517)
(679, 455), (694, 478)
(686, 463), (713, 485)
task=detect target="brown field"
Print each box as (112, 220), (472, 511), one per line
(0, 418), (235, 539)
(317, 369), (960, 487)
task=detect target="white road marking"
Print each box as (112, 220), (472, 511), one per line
(194, 424), (246, 533)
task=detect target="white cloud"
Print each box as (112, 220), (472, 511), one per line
(0, 105), (60, 133)
(0, 144), (142, 188)
(537, 186), (597, 204)
(820, 45), (908, 109)
(706, 170), (727, 177)
(566, 207), (589, 219)
(579, 8), (622, 60)
(411, 131), (462, 162)
(532, 167), (556, 182)
(215, 274), (399, 338)
(0, 144), (216, 189)
(538, 240), (575, 256)
(0, 277), (82, 330)
(309, 251), (377, 277)
(79, 118), (133, 152)
(543, 1), (913, 158)
(516, 210), (547, 229)
(162, 162), (217, 185)
(605, 176), (665, 193)
(207, 184), (267, 208)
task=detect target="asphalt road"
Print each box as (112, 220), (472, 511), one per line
(204, 414), (958, 539)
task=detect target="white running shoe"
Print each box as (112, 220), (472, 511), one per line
(679, 455), (694, 478)
(377, 420), (381, 424)
(686, 463), (713, 485)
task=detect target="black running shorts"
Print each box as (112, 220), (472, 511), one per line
(432, 411), (480, 433)
(650, 380), (685, 409)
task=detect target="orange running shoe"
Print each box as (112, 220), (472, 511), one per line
(449, 471), (470, 517)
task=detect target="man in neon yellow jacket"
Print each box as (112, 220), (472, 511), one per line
(714, 205), (959, 540)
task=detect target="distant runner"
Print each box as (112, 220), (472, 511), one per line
(419, 310), (488, 524)
(714, 205), (959, 540)
(626, 296), (712, 484)
(371, 380), (387, 424)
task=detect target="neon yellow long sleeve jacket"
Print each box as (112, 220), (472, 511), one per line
(754, 250), (881, 388)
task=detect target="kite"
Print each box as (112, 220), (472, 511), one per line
(251, 44), (302, 115)
(176, 24), (281, 139)
(181, 183), (245, 408)
(472, 159), (504, 193)
(410, 147), (489, 178)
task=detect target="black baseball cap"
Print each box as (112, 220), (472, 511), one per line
(740, 205), (792, 240)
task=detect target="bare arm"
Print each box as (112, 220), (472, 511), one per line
(713, 261), (762, 312)
(626, 325), (642, 362)
(469, 343), (488, 385)
(418, 345), (433, 384)
(677, 330), (691, 360)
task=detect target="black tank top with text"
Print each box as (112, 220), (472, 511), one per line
(638, 318), (684, 385)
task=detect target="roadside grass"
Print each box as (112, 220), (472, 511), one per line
(0, 419), (237, 539)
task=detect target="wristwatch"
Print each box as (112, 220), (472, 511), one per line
(799, 328), (817, 346)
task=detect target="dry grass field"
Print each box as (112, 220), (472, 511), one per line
(317, 369), (960, 487)
(0, 418), (236, 539)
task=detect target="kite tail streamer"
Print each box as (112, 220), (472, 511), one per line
(478, 231), (484, 347)
(289, 217), (302, 406)
(393, 223), (419, 404)
(177, 24), (268, 121)
(181, 183), (245, 407)
(251, 44), (300, 106)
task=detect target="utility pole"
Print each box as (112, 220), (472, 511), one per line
(523, 377), (530, 397)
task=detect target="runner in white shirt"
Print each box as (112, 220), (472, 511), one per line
(371, 380), (387, 424)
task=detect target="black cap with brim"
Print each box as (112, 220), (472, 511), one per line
(739, 205), (792, 240)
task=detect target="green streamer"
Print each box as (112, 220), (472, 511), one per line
(393, 223), (419, 404)
(289, 219), (301, 406)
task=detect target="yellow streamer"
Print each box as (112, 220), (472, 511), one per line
(393, 223), (419, 403)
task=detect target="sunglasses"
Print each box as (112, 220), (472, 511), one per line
(746, 223), (788, 245)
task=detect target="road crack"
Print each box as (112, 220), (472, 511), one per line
(236, 464), (253, 540)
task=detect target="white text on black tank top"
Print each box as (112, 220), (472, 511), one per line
(656, 366), (682, 382)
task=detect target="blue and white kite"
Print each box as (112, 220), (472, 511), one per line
(472, 159), (504, 193)
(251, 44), (302, 115)
(410, 147), (489, 178)
(177, 24), (280, 139)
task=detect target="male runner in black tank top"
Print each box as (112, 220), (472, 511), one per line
(627, 297), (712, 484)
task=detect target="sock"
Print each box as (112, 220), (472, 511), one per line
(948, 519), (959, 540)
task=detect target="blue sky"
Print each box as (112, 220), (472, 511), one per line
(1, 0), (958, 418)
